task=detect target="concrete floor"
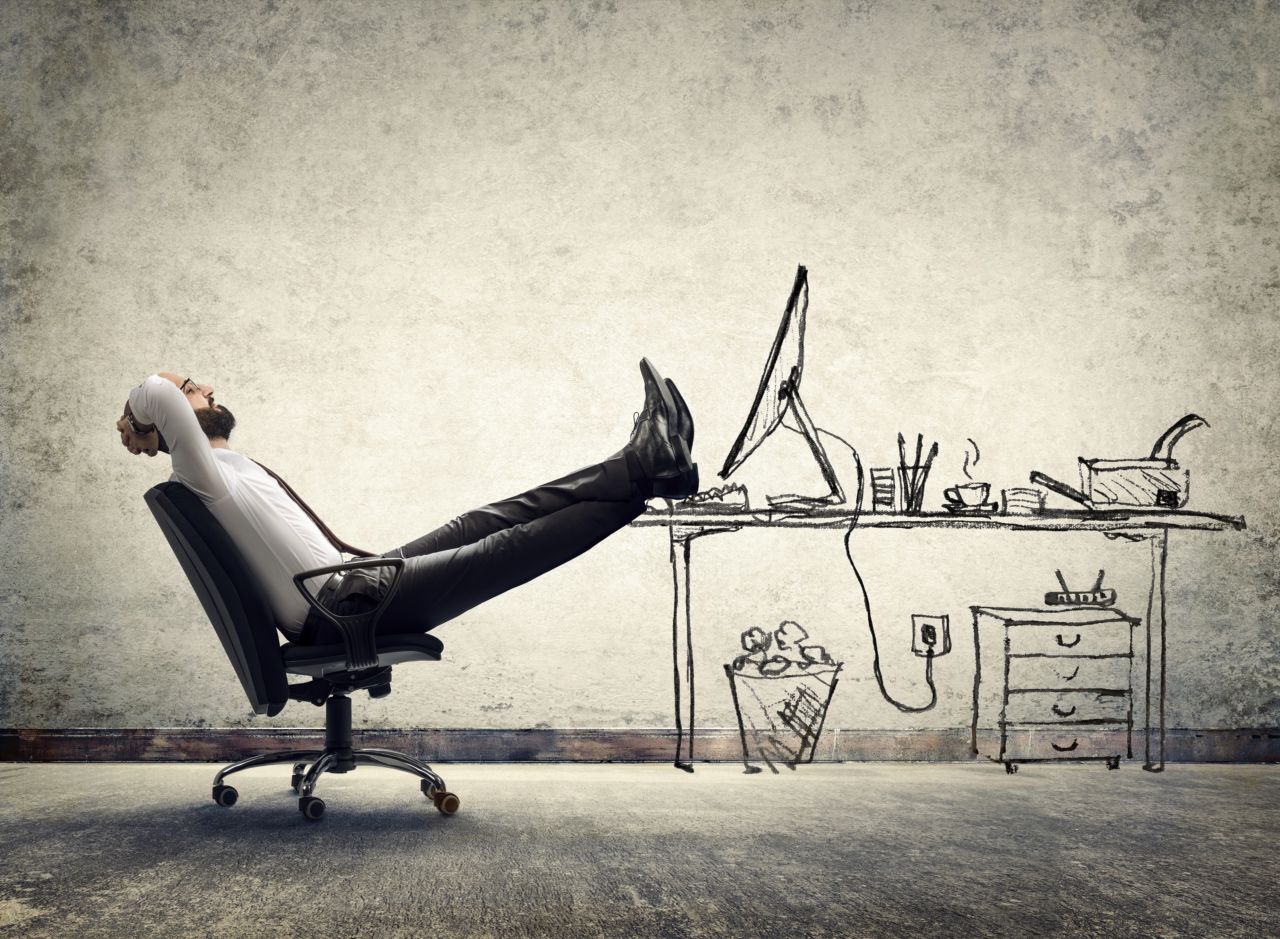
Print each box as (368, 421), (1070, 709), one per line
(0, 762), (1275, 938)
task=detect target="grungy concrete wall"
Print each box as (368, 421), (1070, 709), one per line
(2, 0), (1277, 737)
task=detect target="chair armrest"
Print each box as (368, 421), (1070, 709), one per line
(292, 557), (406, 670)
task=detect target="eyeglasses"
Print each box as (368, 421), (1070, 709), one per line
(180, 378), (213, 405)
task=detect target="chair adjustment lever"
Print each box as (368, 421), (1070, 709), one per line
(288, 678), (333, 706)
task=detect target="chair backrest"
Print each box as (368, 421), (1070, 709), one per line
(145, 481), (290, 716)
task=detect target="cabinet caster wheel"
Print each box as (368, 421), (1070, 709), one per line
(433, 791), (461, 815)
(1004, 763), (1018, 775)
(212, 784), (238, 807)
(299, 796), (326, 821)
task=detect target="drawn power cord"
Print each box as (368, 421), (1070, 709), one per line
(775, 418), (939, 713)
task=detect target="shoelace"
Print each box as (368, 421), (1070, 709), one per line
(631, 404), (662, 429)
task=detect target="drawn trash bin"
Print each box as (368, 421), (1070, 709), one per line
(724, 620), (842, 773)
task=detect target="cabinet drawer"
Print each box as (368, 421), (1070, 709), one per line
(1006, 622), (1132, 658)
(1004, 690), (1128, 725)
(1007, 656), (1130, 691)
(1002, 729), (1127, 760)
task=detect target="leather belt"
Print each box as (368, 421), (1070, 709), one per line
(300, 572), (344, 645)
(317, 571), (345, 602)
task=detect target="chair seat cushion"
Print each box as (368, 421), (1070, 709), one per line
(282, 632), (445, 676)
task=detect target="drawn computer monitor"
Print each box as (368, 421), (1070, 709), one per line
(719, 265), (845, 509)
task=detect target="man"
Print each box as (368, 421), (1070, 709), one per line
(116, 362), (697, 644)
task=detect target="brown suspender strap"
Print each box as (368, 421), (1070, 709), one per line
(251, 459), (375, 558)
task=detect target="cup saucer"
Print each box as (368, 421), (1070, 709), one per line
(944, 501), (999, 515)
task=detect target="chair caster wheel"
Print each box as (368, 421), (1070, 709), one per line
(1107, 758), (1120, 770)
(1004, 763), (1018, 775)
(291, 762), (308, 792)
(433, 791), (461, 815)
(299, 796), (326, 821)
(212, 784), (238, 807)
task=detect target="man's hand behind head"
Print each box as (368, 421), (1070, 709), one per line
(116, 414), (159, 457)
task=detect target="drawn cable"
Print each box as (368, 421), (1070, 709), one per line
(843, 521), (938, 713)
(778, 422), (942, 711)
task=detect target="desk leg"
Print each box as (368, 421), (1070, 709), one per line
(1144, 530), (1169, 773)
(670, 534), (695, 772)
(666, 523), (742, 772)
(970, 607), (981, 758)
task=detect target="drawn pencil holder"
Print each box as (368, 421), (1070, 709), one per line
(724, 662), (842, 772)
(898, 465), (931, 513)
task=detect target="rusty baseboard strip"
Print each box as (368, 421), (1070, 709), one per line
(0, 728), (743, 763)
(1, 727), (1277, 763)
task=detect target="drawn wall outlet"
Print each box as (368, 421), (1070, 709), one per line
(911, 614), (951, 657)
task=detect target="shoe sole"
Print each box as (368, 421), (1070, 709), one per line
(665, 378), (694, 449)
(639, 358), (693, 476)
(652, 464), (700, 500)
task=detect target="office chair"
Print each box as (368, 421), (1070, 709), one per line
(145, 481), (460, 821)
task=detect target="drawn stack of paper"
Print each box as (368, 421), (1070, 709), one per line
(1001, 487), (1045, 515)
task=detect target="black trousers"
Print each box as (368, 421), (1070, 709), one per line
(302, 452), (647, 643)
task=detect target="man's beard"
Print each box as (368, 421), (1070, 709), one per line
(156, 404), (237, 453)
(196, 404), (236, 440)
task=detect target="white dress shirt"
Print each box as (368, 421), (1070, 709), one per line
(129, 375), (341, 637)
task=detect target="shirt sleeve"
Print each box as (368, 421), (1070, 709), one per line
(128, 375), (231, 502)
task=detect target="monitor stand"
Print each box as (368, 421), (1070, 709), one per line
(765, 381), (845, 510)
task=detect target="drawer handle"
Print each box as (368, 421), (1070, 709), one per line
(1051, 738), (1080, 752)
(1055, 633), (1082, 648)
(1051, 704), (1077, 717)
(1063, 666), (1081, 681)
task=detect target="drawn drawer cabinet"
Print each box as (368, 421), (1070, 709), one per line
(970, 607), (1138, 773)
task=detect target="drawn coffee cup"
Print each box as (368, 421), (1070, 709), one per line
(944, 482), (990, 507)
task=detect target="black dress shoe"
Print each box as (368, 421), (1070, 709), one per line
(629, 359), (697, 495)
(665, 378), (693, 449)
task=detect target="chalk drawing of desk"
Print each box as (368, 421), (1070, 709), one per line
(631, 507), (1246, 773)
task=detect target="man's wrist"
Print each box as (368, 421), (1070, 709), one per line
(124, 401), (156, 435)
